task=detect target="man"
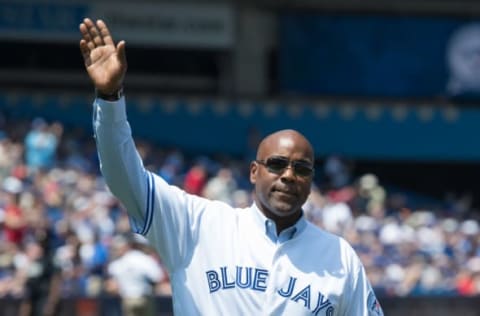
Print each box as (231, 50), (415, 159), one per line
(18, 229), (61, 316)
(79, 18), (384, 315)
(105, 234), (166, 316)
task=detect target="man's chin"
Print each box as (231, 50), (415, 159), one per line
(268, 201), (299, 218)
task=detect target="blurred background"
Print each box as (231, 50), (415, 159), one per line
(1, 0), (480, 315)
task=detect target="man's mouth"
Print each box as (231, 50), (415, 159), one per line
(273, 188), (297, 197)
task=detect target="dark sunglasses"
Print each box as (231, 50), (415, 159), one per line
(255, 156), (314, 177)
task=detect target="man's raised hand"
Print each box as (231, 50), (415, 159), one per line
(79, 18), (127, 95)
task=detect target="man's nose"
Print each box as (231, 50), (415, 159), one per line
(280, 165), (296, 180)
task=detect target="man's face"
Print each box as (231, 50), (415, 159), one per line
(250, 132), (313, 220)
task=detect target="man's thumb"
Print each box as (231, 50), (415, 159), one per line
(117, 40), (127, 67)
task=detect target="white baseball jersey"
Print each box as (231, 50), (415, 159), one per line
(93, 97), (384, 316)
(108, 249), (164, 299)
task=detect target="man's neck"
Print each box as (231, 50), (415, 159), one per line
(273, 211), (302, 235)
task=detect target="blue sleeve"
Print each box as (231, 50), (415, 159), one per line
(93, 97), (149, 233)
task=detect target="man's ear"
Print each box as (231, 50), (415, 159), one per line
(249, 161), (257, 184)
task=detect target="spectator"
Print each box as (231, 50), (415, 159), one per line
(183, 163), (207, 196)
(323, 154), (351, 189)
(2, 176), (26, 244)
(24, 118), (61, 173)
(105, 234), (166, 316)
(17, 233), (61, 316)
(202, 167), (237, 204)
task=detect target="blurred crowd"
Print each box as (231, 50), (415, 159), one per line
(1, 113), (480, 312)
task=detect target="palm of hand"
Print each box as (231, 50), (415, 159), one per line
(87, 45), (123, 93)
(79, 18), (126, 94)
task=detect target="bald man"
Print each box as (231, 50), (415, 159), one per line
(81, 18), (383, 316)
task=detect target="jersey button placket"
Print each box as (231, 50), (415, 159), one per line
(263, 247), (288, 314)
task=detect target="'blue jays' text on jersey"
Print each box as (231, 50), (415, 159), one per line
(93, 97), (384, 316)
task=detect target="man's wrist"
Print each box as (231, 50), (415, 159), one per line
(95, 87), (124, 101)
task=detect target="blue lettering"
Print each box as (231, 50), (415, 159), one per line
(220, 266), (235, 289)
(278, 277), (297, 297)
(252, 268), (269, 292)
(291, 285), (311, 309)
(236, 266), (252, 289)
(312, 292), (331, 316)
(206, 270), (221, 293)
(326, 306), (334, 316)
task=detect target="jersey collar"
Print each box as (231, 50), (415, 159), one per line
(249, 203), (307, 244)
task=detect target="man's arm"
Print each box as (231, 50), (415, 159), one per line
(79, 18), (147, 226)
(79, 19), (204, 270)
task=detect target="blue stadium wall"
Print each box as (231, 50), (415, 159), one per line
(1, 91), (479, 162)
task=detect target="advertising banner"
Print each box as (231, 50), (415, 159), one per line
(0, 0), (234, 48)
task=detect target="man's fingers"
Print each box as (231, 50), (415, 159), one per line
(97, 19), (115, 46)
(86, 19), (105, 47)
(79, 39), (92, 65)
(83, 17), (95, 27)
(79, 22), (96, 51)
